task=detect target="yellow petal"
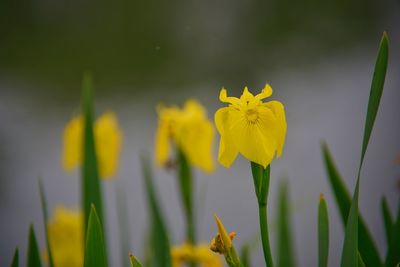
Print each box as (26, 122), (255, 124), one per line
(255, 84), (273, 101)
(214, 108), (239, 168)
(219, 88), (240, 106)
(155, 120), (171, 167)
(62, 115), (83, 171)
(94, 112), (122, 178)
(263, 101), (287, 157)
(228, 107), (277, 168)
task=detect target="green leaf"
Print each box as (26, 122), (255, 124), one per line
(318, 195), (329, 267)
(116, 184), (131, 267)
(38, 179), (55, 267)
(129, 254), (143, 267)
(340, 179), (359, 267)
(385, 202), (400, 266)
(141, 156), (172, 267)
(381, 196), (394, 247)
(240, 244), (251, 267)
(277, 181), (295, 267)
(177, 149), (195, 244)
(10, 248), (18, 267)
(358, 252), (366, 267)
(27, 225), (42, 267)
(84, 205), (108, 267)
(360, 32), (389, 166)
(340, 32), (388, 267)
(322, 143), (382, 266)
(80, 73), (108, 264)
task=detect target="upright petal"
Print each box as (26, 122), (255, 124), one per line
(155, 121), (171, 167)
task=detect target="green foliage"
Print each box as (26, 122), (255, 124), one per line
(141, 157), (172, 267)
(240, 244), (251, 267)
(322, 144), (381, 266)
(10, 248), (18, 267)
(38, 178), (55, 267)
(318, 196), (329, 267)
(84, 205), (108, 267)
(381, 197), (394, 248)
(277, 181), (295, 267)
(81, 74), (108, 264)
(385, 204), (400, 266)
(27, 225), (42, 267)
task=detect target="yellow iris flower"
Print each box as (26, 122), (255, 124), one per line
(46, 206), (84, 267)
(171, 243), (223, 267)
(155, 99), (215, 172)
(215, 85), (287, 168)
(62, 111), (122, 178)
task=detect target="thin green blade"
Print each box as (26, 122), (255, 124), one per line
(10, 248), (18, 267)
(322, 143), (382, 266)
(358, 252), (366, 267)
(340, 179), (359, 267)
(277, 181), (295, 267)
(381, 196), (394, 247)
(83, 205), (108, 267)
(116, 184), (131, 267)
(360, 32), (389, 166)
(80, 73), (108, 266)
(129, 254), (143, 267)
(27, 225), (42, 267)
(240, 244), (251, 267)
(141, 156), (172, 267)
(318, 195), (329, 267)
(385, 202), (400, 266)
(38, 179), (55, 267)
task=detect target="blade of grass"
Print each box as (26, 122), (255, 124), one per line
(116, 184), (131, 267)
(81, 73), (108, 265)
(318, 194), (329, 267)
(358, 252), (366, 267)
(360, 32), (388, 166)
(385, 202), (400, 266)
(130, 254), (143, 267)
(340, 179), (359, 267)
(38, 178), (55, 267)
(141, 156), (172, 267)
(240, 244), (251, 267)
(84, 205), (108, 267)
(277, 181), (295, 267)
(381, 196), (394, 247)
(322, 143), (381, 266)
(341, 32), (388, 267)
(10, 248), (18, 267)
(27, 225), (42, 267)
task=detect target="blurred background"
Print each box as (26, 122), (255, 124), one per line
(0, 0), (399, 266)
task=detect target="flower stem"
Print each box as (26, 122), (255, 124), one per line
(250, 162), (273, 267)
(259, 203), (274, 267)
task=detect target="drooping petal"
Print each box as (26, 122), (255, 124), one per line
(263, 100), (287, 157)
(62, 115), (83, 171)
(155, 120), (171, 167)
(215, 108), (239, 168)
(229, 107), (277, 168)
(94, 112), (122, 178)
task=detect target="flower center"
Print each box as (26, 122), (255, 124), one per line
(245, 109), (259, 123)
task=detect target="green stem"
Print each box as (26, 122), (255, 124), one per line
(177, 149), (196, 244)
(250, 162), (273, 267)
(259, 204), (274, 267)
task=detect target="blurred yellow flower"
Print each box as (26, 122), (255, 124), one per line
(215, 85), (287, 168)
(62, 111), (122, 178)
(46, 206), (83, 267)
(155, 99), (215, 172)
(172, 243), (223, 267)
